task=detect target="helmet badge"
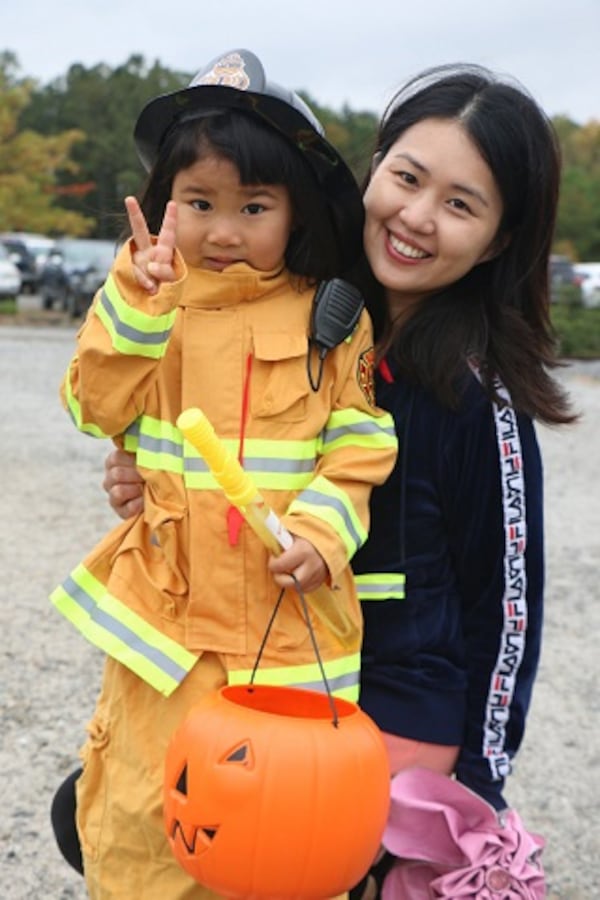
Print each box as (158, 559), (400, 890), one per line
(192, 52), (251, 91)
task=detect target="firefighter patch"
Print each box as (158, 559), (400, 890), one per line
(194, 52), (251, 91)
(358, 347), (376, 406)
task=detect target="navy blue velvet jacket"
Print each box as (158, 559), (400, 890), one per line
(353, 358), (544, 810)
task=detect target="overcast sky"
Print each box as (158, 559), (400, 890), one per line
(3, 0), (598, 124)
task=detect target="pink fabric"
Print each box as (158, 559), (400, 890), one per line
(381, 768), (545, 899)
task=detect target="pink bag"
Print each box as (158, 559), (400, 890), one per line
(381, 768), (545, 899)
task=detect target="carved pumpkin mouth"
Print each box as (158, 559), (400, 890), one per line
(168, 762), (222, 856)
(170, 820), (220, 856)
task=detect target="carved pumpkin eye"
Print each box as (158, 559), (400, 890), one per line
(221, 741), (253, 767)
(175, 765), (187, 795)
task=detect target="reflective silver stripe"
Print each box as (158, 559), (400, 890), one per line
(137, 431), (184, 460)
(228, 651), (361, 698)
(125, 419), (318, 478)
(296, 487), (362, 550)
(99, 289), (172, 347)
(354, 573), (406, 601)
(62, 575), (191, 684)
(123, 421), (140, 447)
(234, 667), (359, 696)
(283, 670), (359, 694)
(184, 455), (315, 475)
(322, 418), (397, 446)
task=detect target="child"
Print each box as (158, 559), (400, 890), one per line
(50, 49), (397, 898)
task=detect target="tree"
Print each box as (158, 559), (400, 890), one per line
(300, 93), (378, 185)
(21, 56), (190, 239)
(0, 55), (93, 235)
(553, 116), (600, 260)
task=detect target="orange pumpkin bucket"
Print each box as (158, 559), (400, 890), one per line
(163, 682), (390, 899)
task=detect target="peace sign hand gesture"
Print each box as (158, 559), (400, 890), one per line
(125, 195), (178, 294)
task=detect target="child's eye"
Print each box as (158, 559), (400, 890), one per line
(243, 203), (265, 215)
(191, 199), (211, 211)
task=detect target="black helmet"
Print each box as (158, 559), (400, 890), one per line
(134, 49), (364, 272)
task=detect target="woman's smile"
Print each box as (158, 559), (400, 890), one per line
(387, 232), (432, 262)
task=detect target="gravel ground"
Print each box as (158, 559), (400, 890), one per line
(0, 318), (598, 899)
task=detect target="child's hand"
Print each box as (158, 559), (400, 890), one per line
(125, 195), (178, 293)
(268, 536), (328, 594)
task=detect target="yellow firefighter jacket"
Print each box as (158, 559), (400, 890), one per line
(51, 242), (397, 699)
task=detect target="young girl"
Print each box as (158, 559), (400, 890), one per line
(50, 48), (397, 898)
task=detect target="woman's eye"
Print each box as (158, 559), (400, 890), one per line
(397, 171), (417, 186)
(448, 198), (472, 214)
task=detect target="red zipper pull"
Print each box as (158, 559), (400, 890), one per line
(227, 505), (245, 546)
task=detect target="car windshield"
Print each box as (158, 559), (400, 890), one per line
(57, 239), (117, 270)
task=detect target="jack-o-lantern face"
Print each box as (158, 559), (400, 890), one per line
(168, 739), (254, 858)
(164, 685), (390, 900)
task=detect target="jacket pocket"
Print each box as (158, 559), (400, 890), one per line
(251, 331), (309, 423)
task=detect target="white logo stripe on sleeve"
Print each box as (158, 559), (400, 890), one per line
(483, 376), (528, 780)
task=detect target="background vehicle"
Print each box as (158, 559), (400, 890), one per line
(0, 243), (22, 299)
(39, 238), (118, 317)
(0, 232), (56, 289)
(574, 262), (600, 308)
(0, 236), (39, 293)
(549, 255), (583, 304)
(40, 249), (71, 312)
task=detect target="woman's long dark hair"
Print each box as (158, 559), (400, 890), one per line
(134, 110), (358, 284)
(357, 64), (575, 424)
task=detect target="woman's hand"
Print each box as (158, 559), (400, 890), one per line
(103, 448), (144, 519)
(268, 536), (328, 594)
(125, 195), (178, 293)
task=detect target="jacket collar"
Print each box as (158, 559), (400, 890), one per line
(179, 262), (297, 309)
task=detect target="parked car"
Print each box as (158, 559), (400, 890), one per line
(0, 236), (39, 293)
(549, 255), (583, 304)
(574, 262), (600, 308)
(40, 238), (118, 317)
(0, 232), (56, 291)
(0, 243), (22, 299)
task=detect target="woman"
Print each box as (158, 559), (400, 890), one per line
(344, 63), (574, 898)
(102, 63), (574, 898)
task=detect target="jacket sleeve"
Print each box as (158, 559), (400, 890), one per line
(60, 240), (186, 438)
(443, 390), (544, 810)
(281, 309), (398, 580)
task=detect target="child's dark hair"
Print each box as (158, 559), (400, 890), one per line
(137, 110), (347, 284)
(358, 63), (575, 425)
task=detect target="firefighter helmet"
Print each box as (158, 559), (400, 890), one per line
(133, 49), (364, 271)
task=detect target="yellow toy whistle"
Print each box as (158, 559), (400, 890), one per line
(177, 407), (359, 649)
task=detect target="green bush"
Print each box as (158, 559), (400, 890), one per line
(551, 304), (600, 358)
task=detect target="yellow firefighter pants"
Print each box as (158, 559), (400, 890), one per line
(76, 652), (348, 899)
